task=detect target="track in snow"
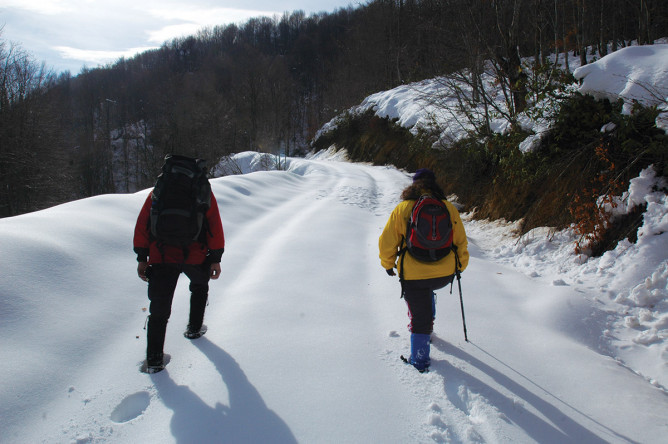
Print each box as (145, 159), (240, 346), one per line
(2, 154), (667, 443)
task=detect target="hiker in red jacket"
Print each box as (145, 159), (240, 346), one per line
(133, 155), (224, 373)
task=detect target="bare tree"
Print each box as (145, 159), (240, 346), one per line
(0, 34), (76, 216)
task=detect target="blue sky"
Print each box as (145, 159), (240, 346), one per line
(0, 0), (361, 75)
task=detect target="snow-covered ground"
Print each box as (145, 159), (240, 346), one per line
(1, 150), (667, 443)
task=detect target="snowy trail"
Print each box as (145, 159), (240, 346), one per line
(1, 153), (667, 443)
(207, 160), (427, 442)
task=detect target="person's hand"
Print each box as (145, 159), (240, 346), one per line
(210, 262), (221, 280)
(386, 268), (396, 276)
(137, 262), (149, 282)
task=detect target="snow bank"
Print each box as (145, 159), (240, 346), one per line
(211, 151), (284, 176)
(358, 81), (443, 130)
(465, 165), (668, 388)
(574, 44), (668, 118)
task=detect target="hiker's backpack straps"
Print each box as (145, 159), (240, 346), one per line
(398, 238), (407, 284)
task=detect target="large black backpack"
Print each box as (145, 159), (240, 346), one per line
(404, 195), (453, 262)
(150, 155), (211, 247)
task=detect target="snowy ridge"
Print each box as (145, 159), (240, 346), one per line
(1, 150), (667, 443)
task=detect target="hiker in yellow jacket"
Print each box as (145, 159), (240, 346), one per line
(379, 168), (469, 372)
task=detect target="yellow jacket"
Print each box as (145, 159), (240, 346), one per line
(379, 199), (469, 280)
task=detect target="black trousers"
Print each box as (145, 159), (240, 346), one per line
(402, 275), (454, 335)
(146, 263), (210, 355)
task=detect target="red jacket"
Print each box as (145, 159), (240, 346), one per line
(133, 191), (225, 265)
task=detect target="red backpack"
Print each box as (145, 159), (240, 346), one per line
(404, 195), (453, 262)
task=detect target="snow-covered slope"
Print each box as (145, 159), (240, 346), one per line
(316, 42), (668, 146)
(1, 151), (666, 443)
(573, 44), (668, 121)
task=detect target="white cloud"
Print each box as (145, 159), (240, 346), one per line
(1, 0), (73, 15)
(146, 24), (202, 44)
(2, 0), (348, 73)
(41, 4), (281, 68)
(144, 7), (281, 44)
(147, 6), (280, 23)
(54, 45), (158, 66)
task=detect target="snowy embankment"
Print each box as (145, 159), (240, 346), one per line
(1, 150), (667, 443)
(316, 42), (668, 149)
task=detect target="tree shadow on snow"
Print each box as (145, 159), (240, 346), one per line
(430, 336), (638, 444)
(151, 337), (297, 444)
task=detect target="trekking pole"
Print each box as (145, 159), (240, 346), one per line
(454, 248), (468, 342)
(456, 269), (468, 342)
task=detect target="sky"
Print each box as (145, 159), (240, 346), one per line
(0, 0), (361, 75)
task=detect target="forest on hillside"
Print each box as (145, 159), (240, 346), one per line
(1, 0), (667, 217)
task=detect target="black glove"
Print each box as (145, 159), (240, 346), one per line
(206, 248), (224, 265)
(386, 268), (396, 276)
(134, 246), (149, 263)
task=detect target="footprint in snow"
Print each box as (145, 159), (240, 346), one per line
(110, 391), (151, 423)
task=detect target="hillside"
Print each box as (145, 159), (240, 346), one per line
(313, 42), (668, 252)
(4, 2), (668, 217)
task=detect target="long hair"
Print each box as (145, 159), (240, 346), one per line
(400, 178), (446, 201)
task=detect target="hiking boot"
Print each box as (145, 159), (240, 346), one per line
(183, 324), (207, 339)
(410, 333), (431, 371)
(146, 351), (165, 373)
(411, 360), (430, 373)
(400, 355), (430, 373)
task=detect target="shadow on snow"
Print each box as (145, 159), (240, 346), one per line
(430, 336), (638, 444)
(151, 337), (297, 443)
